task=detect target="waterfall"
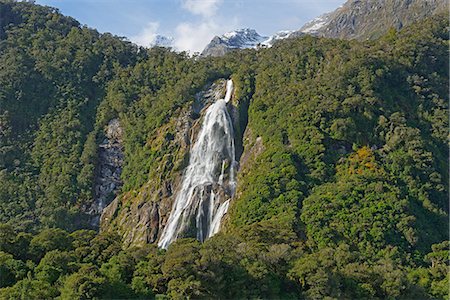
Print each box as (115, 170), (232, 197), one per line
(158, 80), (236, 249)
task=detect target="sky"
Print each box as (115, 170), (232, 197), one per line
(35, 0), (345, 53)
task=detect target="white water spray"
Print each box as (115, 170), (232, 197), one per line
(158, 80), (236, 249)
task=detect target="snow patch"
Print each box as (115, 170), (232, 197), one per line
(261, 30), (296, 47)
(301, 20), (326, 33)
(300, 14), (330, 34)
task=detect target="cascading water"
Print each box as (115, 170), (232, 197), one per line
(158, 80), (237, 249)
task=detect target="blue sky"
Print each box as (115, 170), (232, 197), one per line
(35, 0), (345, 53)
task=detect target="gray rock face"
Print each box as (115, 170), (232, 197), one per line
(89, 118), (124, 227)
(201, 38), (231, 57)
(300, 0), (447, 40)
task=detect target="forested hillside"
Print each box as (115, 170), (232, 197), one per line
(0, 0), (146, 230)
(0, 0), (448, 299)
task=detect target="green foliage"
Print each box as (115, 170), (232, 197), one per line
(0, 224), (32, 261)
(58, 264), (107, 300)
(0, 252), (28, 288)
(301, 147), (415, 254)
(0, 0), (143, 230)
(99, 251), (137, 298)
(230, 148), (304, 229)
(29, 228), (72, 261)
(288, 244), (424, 299)
(35, 250), (75, 284)
(0, 277), (58, 300)
(131, 245), (165, 296)
(421, 241), (449, 299)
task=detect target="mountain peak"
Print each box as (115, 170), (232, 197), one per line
(201, 28), (268, 56)
(218, 28), (268, 47)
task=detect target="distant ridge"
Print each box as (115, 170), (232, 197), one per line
(301, 0), (447, 40)
(202, 0), (447, 56)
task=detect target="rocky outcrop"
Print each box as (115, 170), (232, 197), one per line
(100, 80), (234, 247)
(89, 119), (124, 227)
(101, 182), (170, 245)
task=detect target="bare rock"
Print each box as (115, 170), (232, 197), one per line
(88, 118), (124, 227)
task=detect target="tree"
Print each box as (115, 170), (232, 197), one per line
(29, 228), (72, 262)
(35, 250), (75, 284)
(59, 264), (107, 300)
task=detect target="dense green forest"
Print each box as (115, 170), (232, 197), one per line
(0, 0), (448, 299)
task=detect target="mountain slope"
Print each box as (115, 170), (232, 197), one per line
(0, 0), (143, 230)
(300, 0), (447, 39)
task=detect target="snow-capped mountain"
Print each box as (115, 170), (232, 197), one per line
(201, 28), (268, 57)
(201, 28), (305, 57)
(221, 28), (268, 48)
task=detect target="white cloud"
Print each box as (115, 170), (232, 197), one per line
(130, 22), (159, 47)
(174, 21), (219, 53)
(174, 0), (239, 53)
(181, 0), (222, 18)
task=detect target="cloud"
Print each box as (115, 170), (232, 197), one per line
(181, 0), (222, 18)
(130, 22), (159, 47)
(174, 20), (220, 53)
(174, 0), (238, 53)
